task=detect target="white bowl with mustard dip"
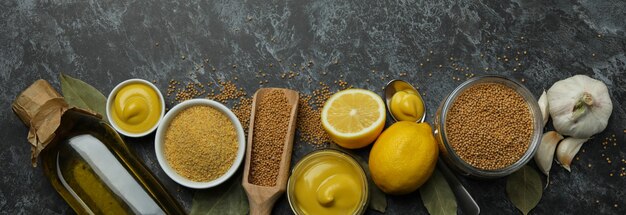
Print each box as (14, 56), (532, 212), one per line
(106, 79), (165, 137)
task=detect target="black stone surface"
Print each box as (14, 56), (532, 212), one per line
(1, 0), (625, 214)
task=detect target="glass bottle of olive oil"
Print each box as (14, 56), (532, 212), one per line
(13, 80), (184, 215)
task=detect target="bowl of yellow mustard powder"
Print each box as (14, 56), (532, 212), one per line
(155, 98), (245, 189)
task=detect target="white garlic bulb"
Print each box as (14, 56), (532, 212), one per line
(547, 75), (612, 138)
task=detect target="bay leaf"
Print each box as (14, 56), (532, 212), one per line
(506, 165), (543, 215)
(190, 169), (248, 215)
(329, 143), (387, 213)
(59, 73), (108, 122)
(419, 169), (457, 215)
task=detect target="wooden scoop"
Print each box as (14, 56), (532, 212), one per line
(242, 88), (299, 215)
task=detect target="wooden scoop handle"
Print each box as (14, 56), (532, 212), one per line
(247, 189), (282, 215)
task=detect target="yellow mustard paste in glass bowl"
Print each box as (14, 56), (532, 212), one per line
(287, 149), (368, 215)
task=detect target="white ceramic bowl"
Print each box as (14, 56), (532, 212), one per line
(154, 99), (246, 189)
(106, 79), (165, 137)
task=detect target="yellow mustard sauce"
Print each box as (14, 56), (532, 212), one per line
(390, 89), (424, 122)
(290, 150), (367, 215)
(111, 83), (161, 134)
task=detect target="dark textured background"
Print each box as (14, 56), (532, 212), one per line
(1, 0), (625, 214)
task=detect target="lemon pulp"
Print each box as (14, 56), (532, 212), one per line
(321, 89), (386, 149)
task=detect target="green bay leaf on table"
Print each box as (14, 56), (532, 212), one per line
(506, 165), (543, 215)
(190, 169), (248, 215)
(59, 73), (108, 122)
(329, 143), (387, 213)
(419, 168), (457, 215)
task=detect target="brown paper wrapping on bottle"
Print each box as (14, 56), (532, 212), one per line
(12, 79), (99, 167)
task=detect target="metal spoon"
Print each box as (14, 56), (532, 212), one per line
(383, 79), (480, 215)
(383, 80), (427, 123)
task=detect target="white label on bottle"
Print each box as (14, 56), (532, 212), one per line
(68, 134), (165, 215)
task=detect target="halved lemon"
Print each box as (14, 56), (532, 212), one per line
(321, 89), (386, 149)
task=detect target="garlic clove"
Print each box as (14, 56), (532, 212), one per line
(556, 137), (589, 172)
(538, 90), (549, 127)
(534, 131), (564, 176)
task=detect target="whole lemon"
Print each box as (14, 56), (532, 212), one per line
(369, 121), (439, 195)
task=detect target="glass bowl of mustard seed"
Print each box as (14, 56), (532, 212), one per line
(155, 99), (246, 188)
(433, 75), (543, 179)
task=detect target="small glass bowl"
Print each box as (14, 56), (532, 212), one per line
(287, 149), (369, 215)
(433, 75), (543, 179)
